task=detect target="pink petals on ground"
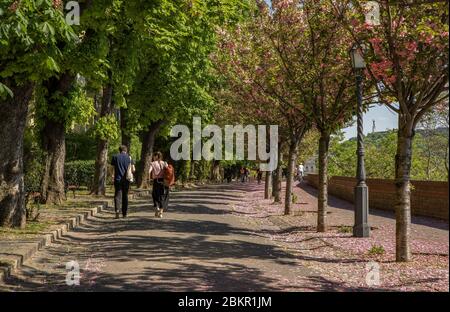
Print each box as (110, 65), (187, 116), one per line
(229, 182), (449, 292)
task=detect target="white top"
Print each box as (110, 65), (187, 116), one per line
(150, 161), (168, 179)
(298, 165), (304, 172)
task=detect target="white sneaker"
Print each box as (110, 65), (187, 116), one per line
(159, 210), (164, 218)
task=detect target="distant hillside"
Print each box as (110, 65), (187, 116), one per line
(347, 127), (449, 143)
(331, 127), (448, 181)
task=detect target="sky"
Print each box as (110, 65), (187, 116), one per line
(342, 105), (398, 140)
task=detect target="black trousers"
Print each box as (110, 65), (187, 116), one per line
(114, 179), (130, 216)
(152, 179), (169, 210)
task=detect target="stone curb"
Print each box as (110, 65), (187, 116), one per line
(0, 189), (150, 283)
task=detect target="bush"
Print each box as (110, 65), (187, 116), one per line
(174, 160), (190, 183)
(24, 157), (45, 194)
(66, 132), (97, 161)
(23, 126), (45, 193)
(194, 160), (211, 182)
(65, 160), (95, 188)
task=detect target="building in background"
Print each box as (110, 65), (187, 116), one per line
(304, 156), (317, 175)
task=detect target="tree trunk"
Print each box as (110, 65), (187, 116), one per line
(394, 120), (415, 262)
(445, 140), (449, 181)
(317, 131), (330, 232)
(40, 74), (75, 204)
(40, 120), (66, 204)
(120, 107), (131, 152)
(285, 141), (298, 215)
(264, 170), (272, 199)
(136, 120), (165, 189)
(272, 148), (282, 202)
(91, 83), (113, 196)
(189, 160), (196, 181)
(0, 81), (34, 228)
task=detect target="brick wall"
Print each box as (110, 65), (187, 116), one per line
(305, 174), (449, 220)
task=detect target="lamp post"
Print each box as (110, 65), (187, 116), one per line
(350, 44), (370, 238)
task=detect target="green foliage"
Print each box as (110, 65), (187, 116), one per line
(129, 134), (142, 162)
(0, 82), (13, 100)
(65, 160), (96, 187)
(35, 83), (96, 130)
(174, 160), (191, 183)
(298, 130), (320, 163)
(24, 158), (44, 194)
(0, 0), (77, 97)
(328, 129), (449, 181)
(68, 87), (96, 126)
(124, 0), (252, 142)
(292, 193), (298, 204)
(368, 245), (385, 256)
(23, 126), (44, 193)
(92, 115), (120, 141)
(66, 132), (97, 161)
(194, 160), (211, 182)
(338, 226), (353, 234)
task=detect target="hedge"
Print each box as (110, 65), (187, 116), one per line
(65, 160), (96, 188)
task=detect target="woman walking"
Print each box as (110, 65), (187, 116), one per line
(149, 152), (169, 218)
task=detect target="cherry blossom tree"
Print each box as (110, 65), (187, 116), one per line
(264, 0), (357, 230)
(215, 1), (311, 214)
(343, 0), (449, 261)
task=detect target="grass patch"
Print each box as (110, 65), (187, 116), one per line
(0, 260), (15, 267)
(292, 193), (298, 204)
(0, 220), (55, 238)
(338, 225), (353, 234)
(368, 244), (385, 256)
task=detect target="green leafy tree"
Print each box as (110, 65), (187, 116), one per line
(0, 0), (76, 227)
(123, 0), (250, 189)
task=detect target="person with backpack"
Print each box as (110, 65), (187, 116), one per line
(111, 145), (135, 219)
(149, 152), (175, 218)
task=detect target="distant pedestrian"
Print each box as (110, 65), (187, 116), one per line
(149, 152), (174, 218)
(244, 167), (250, 182)
(298, 163), (305, 182)
(111, 145), (135, 219)
(240, 167), (245, 183)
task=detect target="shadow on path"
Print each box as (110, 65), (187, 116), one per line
(1, 184), (384, 292)
(298, 182), (449, 231)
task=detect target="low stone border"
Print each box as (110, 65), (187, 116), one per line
(0, 189), (150, 283)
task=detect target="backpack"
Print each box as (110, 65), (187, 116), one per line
(163, 164), (175, 187)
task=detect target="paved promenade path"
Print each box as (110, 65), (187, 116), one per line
(1, 182), (447, 291)
(0, 184), (329, 291)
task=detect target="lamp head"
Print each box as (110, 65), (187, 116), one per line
(350, 44), (366, 70)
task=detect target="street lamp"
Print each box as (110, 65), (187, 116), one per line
(350, 44), (370, 238)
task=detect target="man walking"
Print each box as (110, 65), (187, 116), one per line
(297, 163), (305, 182)
(111, 145), (134, 219)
